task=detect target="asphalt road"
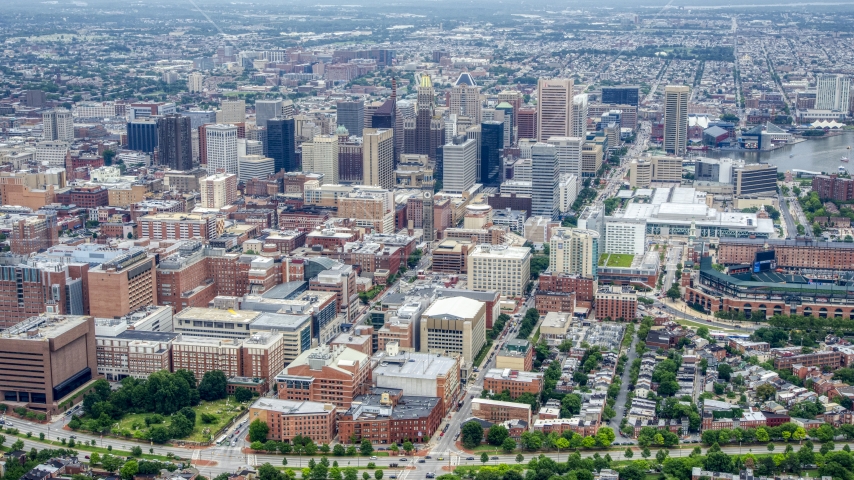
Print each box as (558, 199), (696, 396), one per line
(612, 333), (638, 443)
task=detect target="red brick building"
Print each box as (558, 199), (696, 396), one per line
(483, 369), (544, 399)
(594, 286), (637, 321)
(337, 389), (443, 445)
(276, 345), (372, 409)
(249, 398), (337, 444)
(538, 273), (596, 303)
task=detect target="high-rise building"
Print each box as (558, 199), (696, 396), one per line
(531, 143), (559, 219)
(238, 155), (275, 183)
(200, 172), (238, 208)
(467, 245), (531, 297)
(816, 74), (851, 112)
(205, 124), (239, 174)
(480, 121), (504, 187)
(9, 214), (58, 255)
(498, 90), (523, 128)
(601, 86), (640, 107)
(127, 119), (158, 153)
(362, 128), (394, 189)
(302, 134), (339, 184)
(407, 74), (443, 160)
(156, 114), (193, 170)
(549, 227), (599, 278)
(546, 136), (583, 180)
(420, 296), (487, 366)
(220, 98), (246, 124)
(572, 94), (588, 138)
(87, 250), (158, 318)
(496, 102), (514, 147)
(42, 109), (74, 142)
(734, 163), (778, 196)
(663, 85), (690, 156)
(449, 72), (481, 124)
(267, 117), (297, 172)
(183, 110), (217, 130)
(537, 79), (573, 142)
(369, 79), (400, 162)
(336, 101), (364, 137)
(518, 108), (537, 141)
(442, 135), (478, 194)
(255, 99), (283, 128)
(188, 72), (204, 93)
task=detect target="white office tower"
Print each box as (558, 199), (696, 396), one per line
(220, 98), (246, 124)
(188, 72), (204, 93)
(605, 218), (646, 255)
(255, 99), (283, 128)
(35, 141), (70, 166)
(445, 114), (458, 139)
(537, 79), (573, 142)
(238, 138), (264, 157)
(449, 72), (481, 124)
(549, 227), (599, 278)
(466, 125), (482, 182)
(816, 74), (851, 112)
(205, 124), (239, 174)
(558, 174), (578, 213)
(442, 135), (478, 194)
(281, 100), (295, 118)
(572, 94), (588, 138)
(531, 143), (559, 219)
(199, 173), (238, 208)
(663, 85), (689, 156)
(301, 134), (339, 184)
(238, 155), (275, 183)
(43, 109), (74, 142)
(547, 136), (584, 180)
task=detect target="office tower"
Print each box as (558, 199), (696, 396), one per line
(518, 108), (537, 141)
(267, 117), (297, 172)
(547, 136), (584, 180)
(205, 124), (239, 174)
(255, 99), (283, 128)
(370, 79), (400, 162)
(156, 114), (193, 170)
(734, 164), (778, 195)
(466, 125), (481, 182)
(816, 74), (851, 111)
(338, 130), (363, 184)
(495, 102), (514, 147)
(572, 94), (588, 138)
(24, 90), (46, 108)
(239, 155), (275, 183)
(42, 109), (74, 142)
(183, 110), (217, 130)
(663, 85), (690, 156)
(467, 246), (532, 297)
(238, 138), (263, 158)
(221, 98), (246, 124)
(449, 72), (481, 124)
(200, 173), (238, 208)
(445, 114), (458, 140)
(280, 100), (295, 118)
(422, 190), (434, 243)
(362, 128), (394, 189)
(480, 121), (504, 187)
(549, 227), (599, 278)
(404, 74), (441, 159)
(336, 101), (364, 137)
(127, 119), (158, 153)
(420, 296), (487, 365)
(531, 143), (559, 219)
(188, 72), (204, 93)
(537, 79), (573, 142)
(302, 134), (339, 184)
(442, 135), (478, 194)
(88, 251), (158, 318)
(498, 90), (523, 128)
(601, 86), (640, 107)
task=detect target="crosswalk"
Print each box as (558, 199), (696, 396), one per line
(247, 454), (257, 467)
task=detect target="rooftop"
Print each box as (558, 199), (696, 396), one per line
(484, 368), (544, 383)
(176, 308), (261, 324)
(373, 351), (458, 380)
(0, 315), (90, 340)
(250, 398), (335, 415)
(424, 296), (483, 320)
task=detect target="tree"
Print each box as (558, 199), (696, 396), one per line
(360, 439), (373, 456)
(666, 284), (681, 301)
(198, 370), (228, 401)
(596, 427), (616, 447)
(641, 448), (651, 459)
(480, 453), (489, 464)
(249, 419), (270, 442)
(502, 437), (516, 453)
(402, 441), (413, 455)
(618, 463), (646, 480)
(120, 460), (139, 480)
(131, 446), (143, 457)
(624, 448), (633, 458)
(655, 449), (669, 464)
(333, 444), (346, 456)
(717, 364), (733, 381)
(487, 424), (509, 446)
(704, 451), (732, 472)
(169, 414), (194, 438)
(234, 388), (254, 403)
(461, 421), (484, 449)
(102, 455), (123, 473)
(756, 384), (776, 401)
(90, 453), (101, 465)
(374, 470), (383, 480)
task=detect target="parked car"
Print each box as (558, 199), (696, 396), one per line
(370, 456), (378, 460)
(466, 457), (475, 461)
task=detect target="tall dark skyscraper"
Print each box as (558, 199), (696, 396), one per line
(480, 121), (504, 187)
(370, 78), (399, 162)
(127, 119), (158, 153)
(405, 74), (443, 160)
(156, 114), (193, 170)
(336, 101), (364, 137)
(601, 86), (640, 107)
(267, 117), (297, 173)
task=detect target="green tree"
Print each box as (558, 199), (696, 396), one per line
(624, 448), (633, 458)
(360, 439), (374, 456)
(502, 437), (516, 453)
(102, 455), (123, 473)
(461, 421), (484, 449)
(198, 370), (228, 401)
(120, 460), (139, 480)
(333, 444), (346, 456)
(249, 419), (270, 442)
(487, 424), (509, 446)
(402, 441), (413, 455)
(234, 388), (254, 402)
(480, 453), (489, 464)
(374, 470), (383, 480)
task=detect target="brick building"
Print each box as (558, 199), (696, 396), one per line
(55, 186), (109, 209)
(138, 212), (219, 240)
(337, 388), (443, 444)
(483, 368), (544, 399)
(470, 398), (532, 425)
(594, 286), (637, 321)
(249, 398), (337, 444)
(773, 350), (842, 371)
(9, 214), (58, 255)
(538, 273), (596, 303)
(0, 262), (87, 328)
(276, 345), (372, 408)
(87, 250), (157, 318)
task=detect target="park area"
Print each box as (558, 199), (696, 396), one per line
(113, 397), (245, 443)
(598, 253), (635, 268)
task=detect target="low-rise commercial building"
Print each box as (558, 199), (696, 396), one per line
(495, 339), (533, 371)
(595, 286), (637, 321)
(372, 347), (461, 415)
(338, 388), (443, 444)
(276, 345), (372, 408)
(248, 398), (337, 444)
(470, 398), (532, 425)
(483, 368), (544, 399)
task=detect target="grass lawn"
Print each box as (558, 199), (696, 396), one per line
(115, 396), (247, 443)
(598, 254), (635, 268)
(672, 317), (741, 333)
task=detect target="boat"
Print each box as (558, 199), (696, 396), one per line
(848, 145), (851, 150)
(789, 154), (794, 158)
(843, 157), (850, 162)
(840, 166), (848, 174)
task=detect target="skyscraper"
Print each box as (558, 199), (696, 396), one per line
(449, 72), (481, 124)
(498, 90), (523, 128)
(43, 109), (74, 142)
(816, 74), (851, 112)
(336, 101), (364, 137)
(537, 79), (573, 142)
(572, 94), (588, 138)
(127, 119), (158, 153)
(531, 143), (559, 219)
(156, 114), (193, 171)
(601, 86), (640, 107)
(220, 98), (246, 124)
(480, 121), (504, 187)
(205, 124), (239, 174)
(267, 118), (297, 173)
(549, 227), (599, 278)
(495, 102), (514, 147)
(405, 74), (442, 159)
(546, 136), (584, 180)
(442, 135), (478, 194)
(302, 134), (339, 184)
(663, 85), (690, 156)
(255, 99), (283, 128)
(517, 108), (537, 141)
(370, 79), (400, 163)
(188, 72), (204, 93)
(362, 128), (394, 189)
